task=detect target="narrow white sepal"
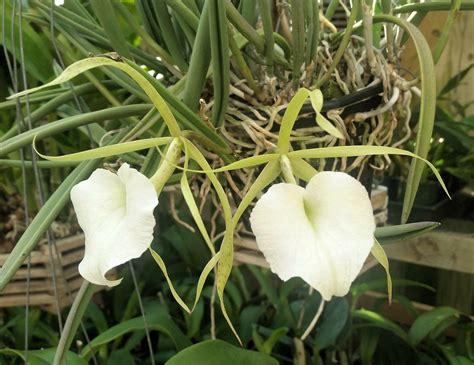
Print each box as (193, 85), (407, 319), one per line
(71, 163), (158, 286)
(250, 172), (375, 300)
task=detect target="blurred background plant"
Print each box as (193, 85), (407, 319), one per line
(0, 0), (473, 364)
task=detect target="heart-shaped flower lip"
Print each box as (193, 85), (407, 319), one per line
(250, 171), (375, 300)
(71, 163), (158, 287)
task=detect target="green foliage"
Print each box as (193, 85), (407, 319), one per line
(0, 0), (472, 363)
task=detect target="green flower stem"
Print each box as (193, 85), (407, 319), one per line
(393, 1), (474, 14)
(150, 138), (183, 195)
(280, 155), (297, 185)
(53, 280), (96, 365)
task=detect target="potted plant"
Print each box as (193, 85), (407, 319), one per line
(0, 0), (471, 362)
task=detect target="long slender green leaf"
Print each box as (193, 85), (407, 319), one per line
(9, 57), (182, 136)
(291, 0), (305, 88)
(371, 239), (392, 302)
(90, 0), (133, 59)
(209, 0), (230, 127)
(375, 222), (440, 245)
(182, 0), (211, 111)
(258, 0), (274, 73)
(54, 281), (96, 365)
(152, 0), (188, 72)
(353, 309), (410, 343)
(288, 145), (449, 198)
(409, 307), (459, 345)
(374, 15), (437, 223)
(0, 105), (150, 157)
(35, 137), (173, 162)
(432, 0), (461, 64)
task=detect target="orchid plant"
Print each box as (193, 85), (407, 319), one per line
(4, 55), (448, 355)
(0, 0), (466, 362)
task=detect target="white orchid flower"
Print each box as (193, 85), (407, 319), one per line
(71, 163), (158, 287)
(250, 171), (375, 301)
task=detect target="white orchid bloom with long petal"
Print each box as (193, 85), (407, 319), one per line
(71, 163), (158, 287)
(250, 171), (375, 301)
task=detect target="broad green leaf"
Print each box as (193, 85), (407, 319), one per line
(9, 57), (181, 137)
(353, 309), (409, 343)
(409, 307), (459, 346)
(375, 222), (440, 245)
(0, 348), (86, 365)
(106, 349), (136, 365)
(373, 15), (437, 223)
(166, 340), (278, 365)
(371, 239), (392, 303)
(314, 298), (349, 350)
(36, 137), (173, 162)
(80, 313), (192, 360)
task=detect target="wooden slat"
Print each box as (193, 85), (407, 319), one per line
(384, 230), (474, 274)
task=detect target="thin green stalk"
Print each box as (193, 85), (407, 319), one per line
(0, 105), (151, 157)
(324, 0), (340, 20)
(165, 0), (199, 31)
(0, 82), (117, 142)
(432, 0), (462, 64)
(209, 0), (230, 127)
(151, 0), (189, 72)
(224, 0), (265, 53)
(306, 0), (320, 65)
(53, 281), (96, 365)
(314, 0), (360, 89)
(90, 0), (133, 60)
(393, 2), (474, 14)
(112, 1), (179, 74)
(291, 0), (305, 88)
(228, 26), (260, 96)
(182, 0), (211, 111)
(258, 0), (274, 74)
(0, 159), (80, 168)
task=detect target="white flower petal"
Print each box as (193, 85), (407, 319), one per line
(250, 172), (375, 300)
(71, 163), (158, 286)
